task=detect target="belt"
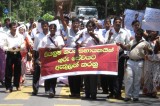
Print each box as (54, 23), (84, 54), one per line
(7, 51), (20, 55)
(130, 58), (144, 61)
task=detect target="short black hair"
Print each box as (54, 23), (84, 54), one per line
(86, 20), (96, 28)
(104, 17), (111, 24)
(41, 21), (49, 26)
(136, 28), (144, 35)
(9, 22), (16, 29)
(49, 24), (57, 29)
(71, 17), (79, 23)
(4, 18), (10, 23)
(131, 20), (140, 26)
(113, 16), (122, 23)
(64, 16), (70, 21)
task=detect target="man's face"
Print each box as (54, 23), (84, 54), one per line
(104, 21), (111, 30)
(135, 33), (142, 41)
(72, 22), (79, 31)
(11, 25), (17, 32)
(113, 20), (121, 29)
(42, 24), (49, 32)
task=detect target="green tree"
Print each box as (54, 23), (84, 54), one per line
(42, 13), (54, 21)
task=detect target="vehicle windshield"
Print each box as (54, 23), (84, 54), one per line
(79, 8), (97, 15)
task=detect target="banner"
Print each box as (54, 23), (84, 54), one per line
(142, 7), (160, 31)
(39, 44), (119, 80)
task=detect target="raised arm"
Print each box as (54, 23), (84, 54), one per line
(58, 2), (67, 31)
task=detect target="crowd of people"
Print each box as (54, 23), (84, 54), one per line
(0, 3), (160, 102)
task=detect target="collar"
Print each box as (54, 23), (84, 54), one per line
(112, 28), (123, 34)
(8, 32), (19, 38)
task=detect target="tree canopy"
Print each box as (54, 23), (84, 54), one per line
(0, 0), (160, 21)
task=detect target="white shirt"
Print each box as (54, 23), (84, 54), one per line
(33, 32), (49, 51)
(38, 34), (64, 50)
(66, 26), (83, 48)
(3, 32), (25, 52)
(127, 39), (152, 60)
(31, 28), (38, 39)
(80, 30), (104, 47)
(0, 31), (8, 49)
(104, 28), (130, 45)
(3, 26), (10, 33)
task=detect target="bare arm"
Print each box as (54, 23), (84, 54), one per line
(58, 2), (68, 31)
(116, 42), (129, 50)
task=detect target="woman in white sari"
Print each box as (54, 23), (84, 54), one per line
(143, 30), (160, 98)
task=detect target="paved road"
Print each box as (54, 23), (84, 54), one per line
(0, 74), (160, 106)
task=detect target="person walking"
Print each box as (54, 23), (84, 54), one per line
(3, 22), (25, 92)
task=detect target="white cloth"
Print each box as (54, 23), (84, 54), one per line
(125, 59), (143, 98)
(31, 28), (38, 39)
(33, 32), (49, 51)
(38, 34), (65, 50)
(66, 26), (83, 48)
(80, 30), (104, 47)
(104, 28), (130, 44)
(0, 31), (8, 49)
(3, 32), (25, 52)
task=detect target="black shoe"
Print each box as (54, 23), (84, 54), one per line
(84, 95), (90, 99)
(49, 92), (55, 98)
(102, 91), (108, 94)
(75, 94), (80, 98)
(0, 81), (4, 86)
(115, 95), (124, 100)
(91, 96), (97, 100)
(124, 98), (131, 102)
(107, 94), (114, 99)
(32, 91), (37, 96)
(133, 98), (139, 102)
(91, 94), (97, 100)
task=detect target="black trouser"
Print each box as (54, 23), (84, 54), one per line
(44, 78), (57, 93)
(84, 75), (98, 97)
(114, 51), (125, 97)
(100, 75), (115, 93)
(68, 75), (81, 95)
(100, 75), (109, 93)
(5, 51), (21, 90)
(32, 51), (40, 93)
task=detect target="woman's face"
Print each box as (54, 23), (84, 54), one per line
(49, 25), (56, 35)
(19, 27), (25, 34)
(87, 23), (94, 32)
(32, 23), (36, 28)
(132, 22), (141, 32)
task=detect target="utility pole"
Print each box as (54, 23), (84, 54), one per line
(24, 0), (26, 22)
(8, 0), (11, 20)
(105, 0), (109, 17)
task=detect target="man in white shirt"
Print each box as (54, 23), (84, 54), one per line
(79, 20), (104, 100)
(117, 28), (152, 102)
(58, 3), (83, 98)
(104, 16), (130, 100)
(3, 22), (25, 93)
(38, 24), (65, 98)
(32, 21), (50, 95)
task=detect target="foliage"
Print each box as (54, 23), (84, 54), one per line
(42, 13), (54, 21)
(1, 0), (160, 22)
